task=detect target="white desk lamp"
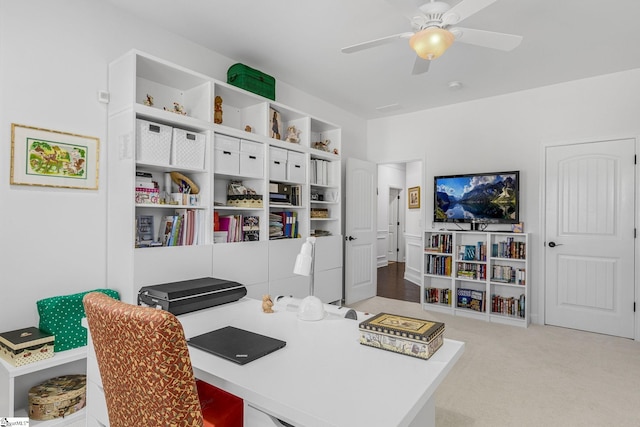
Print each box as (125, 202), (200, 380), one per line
(293, 236), (325, 321)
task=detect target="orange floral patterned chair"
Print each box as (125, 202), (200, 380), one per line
(83, 292), (243, 427)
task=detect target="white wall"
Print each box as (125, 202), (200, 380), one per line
(0, 0), (366, 331)
(367, 69), (640, 324)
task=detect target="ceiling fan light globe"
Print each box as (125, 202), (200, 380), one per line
(410, 27), (454, 60)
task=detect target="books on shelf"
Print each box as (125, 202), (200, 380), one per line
(491, 265), (526, 285)
(359, 312), (445, 360)
(457, 242), (486, 261)
(491, 238), (526, 259)
(425, 233), (452, 254)
(425, 254), (452, 276)
(456, 288), (486, 312)
(217, 214), (261, 243)
(156, 210), (201, 247)
(268, 211), (298, 239)
(492, 294), (526, 318)
(425, 287), (451, 305)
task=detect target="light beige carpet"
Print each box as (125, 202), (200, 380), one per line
(347, 297), (640, 427)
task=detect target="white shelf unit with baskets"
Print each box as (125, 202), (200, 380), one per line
(422, 230), (529, 327)
(106, 49), (343, 307)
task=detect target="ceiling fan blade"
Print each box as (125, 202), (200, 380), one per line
(442, 0), (498, 26)
(450, 27), (522, 51)
(341, 32), (414, 54)
(411, 56), (430, 75)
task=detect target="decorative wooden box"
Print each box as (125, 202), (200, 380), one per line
(0, 327), (54, 367)
(359, 313), (445, 360)
(28, 374), (87, 420)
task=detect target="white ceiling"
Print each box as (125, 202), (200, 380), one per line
(104, 0), (640, 119)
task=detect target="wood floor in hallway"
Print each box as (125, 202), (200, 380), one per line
(376, 262), (420, 303)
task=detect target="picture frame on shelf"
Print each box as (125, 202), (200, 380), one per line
(269, 107), (282, 140)
(408, 186), (420, 209)
(10, 123), (100, 190)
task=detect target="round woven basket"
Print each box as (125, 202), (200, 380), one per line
(28, 374), (86, 420)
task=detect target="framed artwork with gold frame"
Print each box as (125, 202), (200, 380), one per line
(408, 186), (420, 209)
(10, 123), (99, 190)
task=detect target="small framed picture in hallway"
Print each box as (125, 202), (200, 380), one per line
(408, 186), (420, 209)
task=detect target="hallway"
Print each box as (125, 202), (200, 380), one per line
(376, 262), (420, 303)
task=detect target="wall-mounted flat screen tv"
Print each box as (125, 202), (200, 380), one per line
(434, 171), (519, 224)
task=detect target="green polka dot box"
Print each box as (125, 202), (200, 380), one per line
(37, 289), (120, 352)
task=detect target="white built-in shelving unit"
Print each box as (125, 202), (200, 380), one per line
(423, 230), (529, 327)
(106, 50), (343, 306)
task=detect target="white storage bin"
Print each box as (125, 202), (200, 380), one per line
(171, 128), (206, 169)
(269, 147), (287, 181)
(240, 140), (264, 178)
(287, 150), (306, 183)
(214, 134), (240, 175)
(136, 119), (172, 165)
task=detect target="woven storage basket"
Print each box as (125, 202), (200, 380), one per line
(28, 374), (86, 420)
(171, 128), (206, 169)
(136, 119), (172, 164)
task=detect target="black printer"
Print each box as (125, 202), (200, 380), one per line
(138, 277), (247, 315)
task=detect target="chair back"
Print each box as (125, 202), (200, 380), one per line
(83, 292), (203, 427)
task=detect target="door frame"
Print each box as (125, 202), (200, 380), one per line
(388, 186), (404, 263)
(539, 134), (639, 341)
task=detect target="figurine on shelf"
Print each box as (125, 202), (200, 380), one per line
(143, 94), (154, 107)
(164, 102), (186, 115)
(214, 96), (223, 124)
(285, 125), (300, 143)
(245, 125), (252, 133)
(313, 139), (331, 152)
(262, 295), (274, 313)
(333, 148), (339, 155)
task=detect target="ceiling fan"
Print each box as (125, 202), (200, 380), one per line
(341, 0), (523, 74)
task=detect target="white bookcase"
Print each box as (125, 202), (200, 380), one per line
(106, 49), (343, 306)
(423, 230), (529, 327)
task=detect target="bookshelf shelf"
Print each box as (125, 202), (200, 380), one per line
(423, 230), (529, 327)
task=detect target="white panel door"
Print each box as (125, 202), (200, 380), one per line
(345, 158), (377, 305)
(545, 138), (635, 338)
(388, 188), (399, 262)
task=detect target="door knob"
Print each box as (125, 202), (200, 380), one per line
(346, 236), (357, 241)
(548, 241), (563, 247)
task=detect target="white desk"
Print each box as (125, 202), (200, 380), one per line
(178, 298), (465, 427)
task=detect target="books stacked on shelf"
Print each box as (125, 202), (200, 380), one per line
(269, 213), (284, 239)
(158, 209), (201, 247)
(135, 170), (160, 204)
(456, 288), (486, 312)
(311, 229), (332, 237)
(359, 312), (445, 360)
(217, 214), (260, 242)
(425, 254), (452, 276)
(492, 294), (525, 318)
(269, 182), (292, 206)
(456, 263), (487, 280)
(425, 287), (451, 305)
(425, 234), (452, 253)
(457, 242), (486, 261)
(492, 238), (526, 259)
(268, 211), (298, 239)
(491, 265), (526, 285)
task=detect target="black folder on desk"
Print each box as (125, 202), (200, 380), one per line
(188, 326), (286, 365)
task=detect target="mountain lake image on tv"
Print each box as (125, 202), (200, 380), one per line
(434, 171), (519, 224)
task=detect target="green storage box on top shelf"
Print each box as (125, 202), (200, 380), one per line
(227, 63), (276, 101)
